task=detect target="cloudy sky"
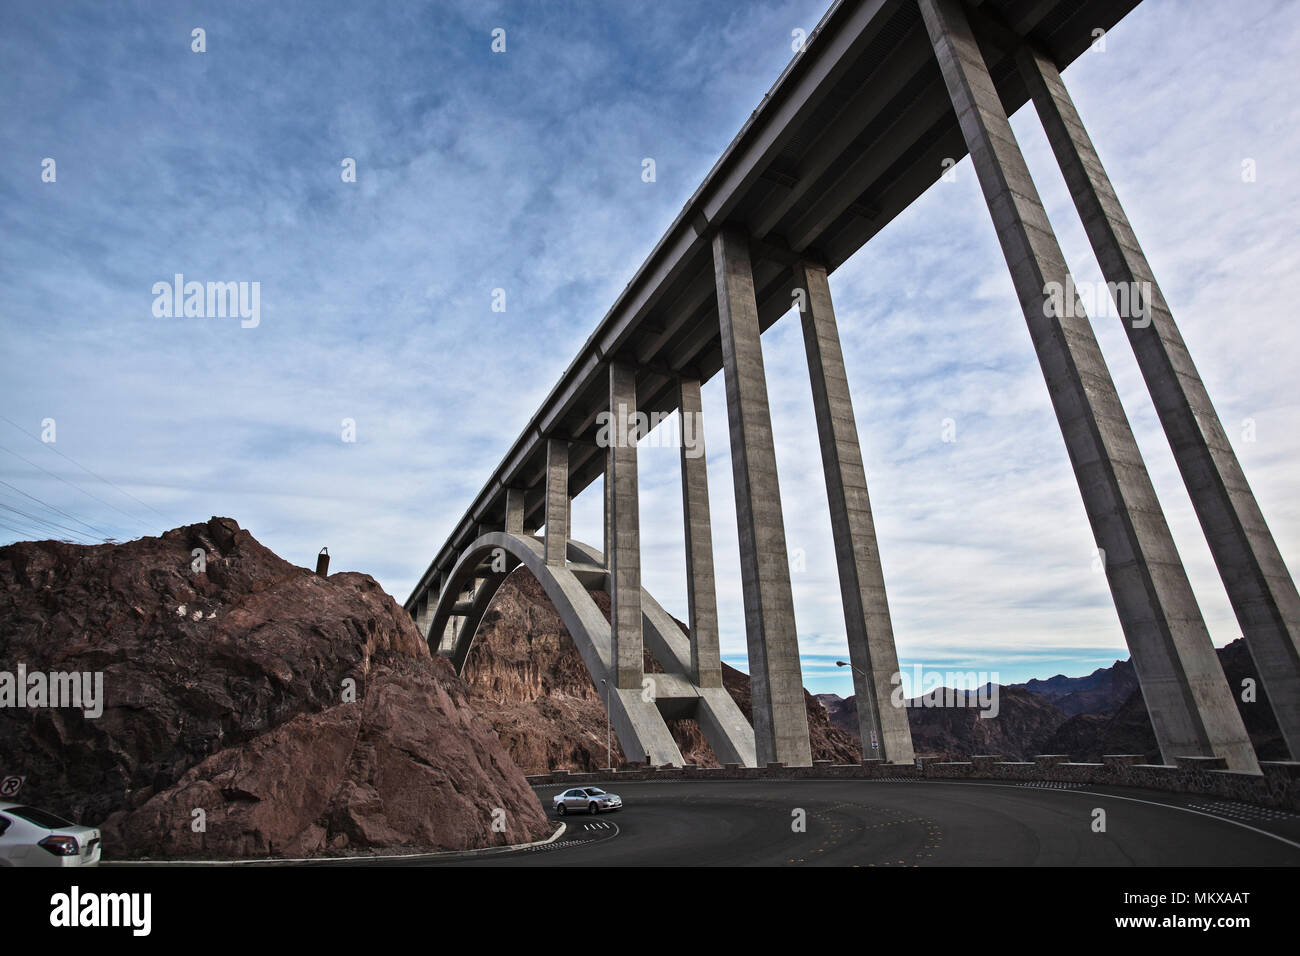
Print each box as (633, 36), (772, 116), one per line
(2, 0), (1297, 696)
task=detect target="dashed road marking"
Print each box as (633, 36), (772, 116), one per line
(523, 819), (620, 853)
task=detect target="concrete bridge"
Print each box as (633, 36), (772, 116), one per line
(406, 0), (1300, 773)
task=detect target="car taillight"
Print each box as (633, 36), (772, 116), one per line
(38, 835), (80, 856)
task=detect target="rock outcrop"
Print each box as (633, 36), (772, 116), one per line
(0, 518), (551, 859)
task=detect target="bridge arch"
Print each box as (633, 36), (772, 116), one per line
(426, 531), (756, 768)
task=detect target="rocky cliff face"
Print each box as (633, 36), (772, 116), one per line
(461, 570), (860, 771)
(0, 518), (551, 859)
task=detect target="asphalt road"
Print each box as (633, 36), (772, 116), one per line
(395, 778), (1300, 867)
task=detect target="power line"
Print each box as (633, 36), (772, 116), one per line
(0, 492), (104, 542)
(0, 499), (100, 544)
(0, 416), (171, 526)
(0, 512), (84, 544)
(0, 500), (82, 542)
(0, 477), (116, 540)
(0, 512), (50, 541)
(0, 518), (61, 541)
(0, 441), (145, 534)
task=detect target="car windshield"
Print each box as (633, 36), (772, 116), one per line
(8, 805), (74, 829)
(585, 788), (605, 795)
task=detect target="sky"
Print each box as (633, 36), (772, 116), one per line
(2, 0), (1298, 697)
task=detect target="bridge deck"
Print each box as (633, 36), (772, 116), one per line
(408, 0), (1141, 608)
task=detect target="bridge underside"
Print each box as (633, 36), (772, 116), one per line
(407, 0), (1300, 773)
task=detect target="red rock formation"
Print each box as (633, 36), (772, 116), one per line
(461, 569), (861, 770)
(0, 518), (551, 858)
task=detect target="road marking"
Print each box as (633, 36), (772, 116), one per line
(538, 778), (1300, 857)
(904, 779), (1300, 852)
(525, 820), (619, 853)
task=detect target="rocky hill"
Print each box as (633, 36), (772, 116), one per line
(461, 570), (860, 771)
(0, 518), (551, 859)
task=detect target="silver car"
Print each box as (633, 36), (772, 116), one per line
(0, 802), (102, 867)
(552, 787), (622, 816)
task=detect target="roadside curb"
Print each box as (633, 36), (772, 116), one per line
(109, 821), (568, 867)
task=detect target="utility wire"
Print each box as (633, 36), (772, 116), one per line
(0, 518), (65, 541)
(0, 441), (142, 535)
(0, 416), (171, 526)
(0, 492), (104, 542)
(0, 477), (116, 540)
(0, 512), (81, 544)
(0, 499), (100, 543)
(0, 513), (48, 541)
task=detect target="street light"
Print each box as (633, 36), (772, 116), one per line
(835, 660), (883, 759)
(603, 676), (613, 775)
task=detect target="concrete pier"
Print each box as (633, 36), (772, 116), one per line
(796, 258), (914, 764)
(919, 0), (1258, 772)
(505, 486), (525, 536)
(608, 361), (644, 689)
(713, 225), (813, 768)
(1019, 43), (1300, 760)
(544, 438), (569, 566)
(678, 374), (723, 688)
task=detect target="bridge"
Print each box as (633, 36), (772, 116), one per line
(404, 0), (1300, 774)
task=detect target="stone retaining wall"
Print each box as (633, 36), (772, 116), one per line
(526, 756), (1300, 813)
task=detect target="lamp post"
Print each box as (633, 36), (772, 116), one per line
(835, 659), (883, 760)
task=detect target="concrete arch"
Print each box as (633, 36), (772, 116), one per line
(427, 531), (756, 768)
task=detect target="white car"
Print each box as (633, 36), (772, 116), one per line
(0, 802), (101, 867)
(552, 787), (622, 816)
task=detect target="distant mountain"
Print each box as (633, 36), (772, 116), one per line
(1035, 638), (1286, 761)
(816, 684), (1070, 760)
(1013, 660), (1139, 716)
(817, 639), (1285, 763)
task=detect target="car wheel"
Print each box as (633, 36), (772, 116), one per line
(589, 802), (599, 815)
(557, 803), (566, 816)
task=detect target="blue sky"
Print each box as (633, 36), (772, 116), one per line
(2, 1), (1298, 696)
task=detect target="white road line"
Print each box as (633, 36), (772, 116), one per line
(868, 779), (1300, 852)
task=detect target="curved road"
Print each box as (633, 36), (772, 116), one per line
(402, 779), (1300, 867)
